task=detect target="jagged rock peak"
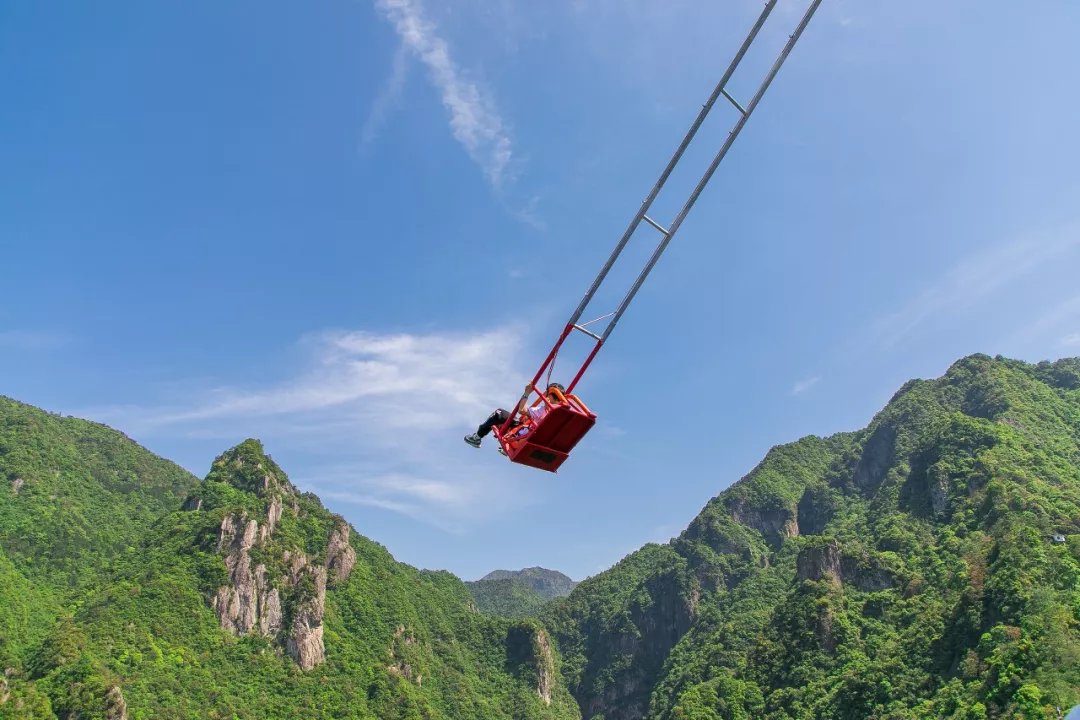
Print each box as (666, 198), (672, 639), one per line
(205, 439), (295, 497)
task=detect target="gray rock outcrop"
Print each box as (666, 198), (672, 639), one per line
(535, 629), (555, 705)
(928, 467), (950, 518)
(105, 685), (128, 720)
(285, 565), (327, 670)
(208, 505), (356, 669)
(197, 442), (370, 671)
(213, 515), (262, 635)
(796, 485), (836, 535)
(796, 540), (898, 592)
(796, 540), (842, 585)
(729, 499), (799, 547)
(326, 520), (356, 584)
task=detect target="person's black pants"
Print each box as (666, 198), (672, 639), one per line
(477, 409), (514, 438)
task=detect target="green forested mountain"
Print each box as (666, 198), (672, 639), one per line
(468, 568), (578, 618)
(0, 396), (199, 675)
(544, 355), (1080, 720)
(0, 399), (578, 719)
(2, 354), (1079, 720)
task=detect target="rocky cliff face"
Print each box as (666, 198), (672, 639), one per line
(505, 622), (559, 706)
(326, 521), (357, 584)
(577, 567), (697, 720)
(212, 513), (277, 636)
(285, 563), (328, 670)
(190, 440), (357, 670)
(728, 499), (799, 546)
(534, 628), (555, 705)
(853, 422), (896, 491)
(795, 539), (842, 585)
(545, 543), (700, 720)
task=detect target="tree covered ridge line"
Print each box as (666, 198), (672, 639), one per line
(543, 354), (1080, 720)
(0, 353), (1078, 719)
(0, 404), (578, 719)
(468, 568), (579, 619)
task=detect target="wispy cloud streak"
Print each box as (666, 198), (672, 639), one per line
(360, 42), (411, 149)
(86, 326), (535, 530)
(790, 376), (820, 396)
(870, 227), (1080, 348)
(130, 329), (521, 430)
(376, 0), (515, 188)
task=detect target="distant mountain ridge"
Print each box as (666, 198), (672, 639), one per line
(468, 568), (578, 619)
(479, 568), (578, 598)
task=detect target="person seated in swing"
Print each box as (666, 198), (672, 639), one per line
(464, 382), (565, 449)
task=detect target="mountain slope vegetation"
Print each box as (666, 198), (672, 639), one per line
(0, 400), (578, 719)
(2, 354), (1077, 719)
(545, 355), (1080, 720)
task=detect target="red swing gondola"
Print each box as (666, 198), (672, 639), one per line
(494, 382), (597, 473)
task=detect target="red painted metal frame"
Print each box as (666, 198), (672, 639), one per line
(497, 392), (597, 473)
(505, 407), (595, 472)
(494, 323), (604, 465)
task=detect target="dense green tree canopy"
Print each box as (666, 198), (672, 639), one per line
(0, 402), (577, 719)
(545, 356), (1080, 720)
(2, 354), (1078, 719)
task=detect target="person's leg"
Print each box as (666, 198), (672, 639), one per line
(466, 409), (511, 447)
(476, 409), (510, 438)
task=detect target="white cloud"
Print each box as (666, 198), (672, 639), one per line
(360, 42), (411, 149)
(870, 226), (1080, 349)
(376, 0), (515, 188)
(117, 328), (521, 429)
(311, 467), (538, 534)
(85, 326), (538, 530)
(790, 375), (820, 396)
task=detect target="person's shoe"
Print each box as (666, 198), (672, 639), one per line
(497, 445), (508, 457)
(464, 433), (482, 448)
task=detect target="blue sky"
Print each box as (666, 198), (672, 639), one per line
(2, 1), (1079, 581)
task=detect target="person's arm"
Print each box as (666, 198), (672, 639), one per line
(517, 383), (534, 415)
